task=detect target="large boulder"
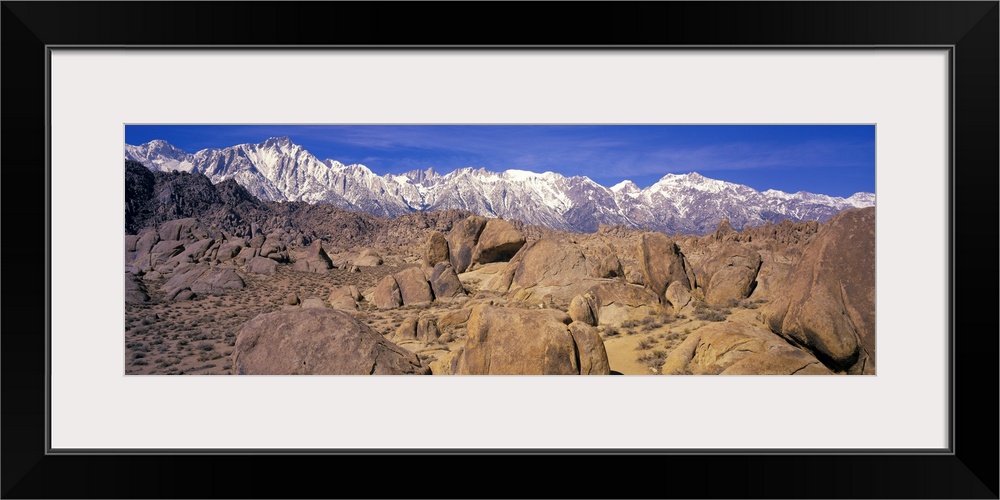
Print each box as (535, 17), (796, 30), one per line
(429, 349), (463, 375)
(126, 229), (161, 271)
(135, 229), (160, 257)
(568, 322), (611, 375)
(447, 215), (488, 273)
(761, 207), (875, 374)
(593, 253), (623, 279)
(162, 264), (245, 298)
(429, 262), (466, 299)
(125, 234), (141, 253)
(327, 286), (360, 310)
(394, 317), (419, 341)
(482, 238), (601, 305)
(393, 267), (434, 305)
(124, 272), (149, 304)
(149, 240), (185, 269)
(354, 248), (383, 267)
(638, 233), (693, 299)
(423, 231), (450, 268)
(568, 293), (597, 326)
(456, 305), (610, 375)
(235, 246), (258, 266)
(168, 237), (216, 265)
(301, 298), (326, 309)
(700, 243), (762, 305)
(580, 282), (662, 326)
(372, 275), (402, 309)
(217, 239), (247, 261)
(259, 238), (287, 261)
(471, 219), (525, 266)
(232, 308), (429, 375)
(246, 256), (278, 275)
(292, 240), (333, 273)
(437, 308), (473, 330)
(158, 218), (209, 242)
(417, 316), (440, 343)
(664, 282), (692, 314)
(661, 321), (832, 375)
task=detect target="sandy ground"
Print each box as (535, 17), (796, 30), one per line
(125, 263), (764, 375)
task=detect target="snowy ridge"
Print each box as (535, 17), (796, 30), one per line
(125, 137), (875, 234)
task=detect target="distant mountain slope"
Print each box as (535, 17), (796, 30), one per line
(126, 137), (874, 234)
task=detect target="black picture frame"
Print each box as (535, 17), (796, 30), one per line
(3, 2), (997, 498)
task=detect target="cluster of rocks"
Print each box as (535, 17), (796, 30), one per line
(761, 207), (875, 374)
(124, 218), (249, 302)
(231, 308), (430, 375)
(365, 216), (530, 310)
(126, 180), (875, 376)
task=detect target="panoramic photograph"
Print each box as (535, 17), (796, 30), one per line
(123, 125), (875, 375)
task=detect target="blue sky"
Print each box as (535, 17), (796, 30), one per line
(125, 125), (875, 197)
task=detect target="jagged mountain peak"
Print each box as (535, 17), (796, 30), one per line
(611, 180), (640, 192)
(401, 167), (440, 184)
(260, 136), (294, 148)
(125, 137), (874, 235)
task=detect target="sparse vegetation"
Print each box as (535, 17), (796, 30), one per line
(693, 302), (732, 322)
(637, 349), (668, 373)
(635, 336), (659, 351)
(123, 169), (871, 377)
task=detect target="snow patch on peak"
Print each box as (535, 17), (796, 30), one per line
(125, 136), (876, 235)
(845, 192), (876, 207)
(503, 169), (542, 182)
(263, 136), (293, 146)
(324, 159), (346, 170)
(611, 180), (639, 192)
(344, 163), (374, 176)
(763, 189), (793, 199)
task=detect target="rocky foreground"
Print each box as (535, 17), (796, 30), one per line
(124, 209), (873, 375)
(124, 164), (875, 375)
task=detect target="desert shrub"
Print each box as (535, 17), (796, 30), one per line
(694, 309), (725, 322)
(621, 319), (641, 329)
(636, 349), (668, 373)
(601, 326), (620, 338)
(635, 337), (658, 351)
(693, 302), (731, 322)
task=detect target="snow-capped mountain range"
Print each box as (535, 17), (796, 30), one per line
(125, 137), (875, 235)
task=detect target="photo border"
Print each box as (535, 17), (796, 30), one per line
(3, 2), (996, 498)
